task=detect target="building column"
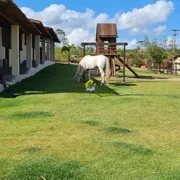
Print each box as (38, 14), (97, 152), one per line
(0, 27), (5, 61)
(42, 38), (45, 62)
(47, 39), (50, 61)
(50, 40), (54, 61)
(26, 34), (32, 68)
(11, 25), (19, 76)
(52, 41), (55, 61)
(35, 35), (40, 66)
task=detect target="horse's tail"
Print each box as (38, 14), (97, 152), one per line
(105, 56), (111, 84)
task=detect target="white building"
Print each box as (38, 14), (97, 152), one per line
(0, 0), (60, 92)
(174, 56), (180, 75)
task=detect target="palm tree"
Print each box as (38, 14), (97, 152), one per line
(61, 45), (75, 64)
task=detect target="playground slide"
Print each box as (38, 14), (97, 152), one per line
(117, 57), (139, 78)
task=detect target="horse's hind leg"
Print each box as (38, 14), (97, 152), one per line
(99, 68), (105, 85)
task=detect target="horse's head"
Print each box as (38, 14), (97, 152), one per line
(74, 71), (81, 82)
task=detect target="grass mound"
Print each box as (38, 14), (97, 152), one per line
(5, 158), (82, 180)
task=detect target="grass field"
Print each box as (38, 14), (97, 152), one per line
(0, 63), (180, 180)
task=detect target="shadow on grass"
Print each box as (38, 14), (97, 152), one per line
(0, 63), (124, 98)
(22, 147), (41, 153)
(83, 120), (100, 126)
(110, 82), (137, 87)
(109, 141), (153, 155)
(5, 158), (82, 180)
(105, 127), (133, 134)
(132, 75), (169, 80)
(10, 111), (54, 120)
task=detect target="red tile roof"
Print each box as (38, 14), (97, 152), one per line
(0, 0), (41, 34)
(45, 27), (60, 43)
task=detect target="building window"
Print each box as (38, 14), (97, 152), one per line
(19, 31), (23, 51)
(2, 25), (11, 49)
(25, 34), (27, 45)
(32, 35), (35, 48)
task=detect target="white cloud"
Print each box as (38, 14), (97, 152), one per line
(118, 0), (174, 34)
(21, 5), (96, 33)
(152, 25), (167, 35)
(166, 37), (180, 48)
(129, 25), (167, 36)
(67, 28), (95, 45)
(21, 5), (110, 45)
(165, 36), (173, 47)
(20, 0), (174, 46)
(87, 13), (110, 29)
(127, 39), (138, 49)
(117, 37), (138, 49)
(130, 27), (149, 35)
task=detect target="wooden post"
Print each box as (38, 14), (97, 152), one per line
(123, 45), (126, 82)
(163, 61), (165, 73)
(112, 57), (115, 76)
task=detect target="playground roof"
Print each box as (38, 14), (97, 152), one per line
(96, 23), (118, 38)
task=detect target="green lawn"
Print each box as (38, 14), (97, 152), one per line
(0, 63), (180, 180)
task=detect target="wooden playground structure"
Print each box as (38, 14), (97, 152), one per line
(81, 23), (139, 82)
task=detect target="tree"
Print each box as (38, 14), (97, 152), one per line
(117, 48), (122, 55)
(55, 29), (69, 46)
(55, 29), (71, 61)
(148, 43), (167, 72)
(138, 36), (151, 49)
(61, 45), (75, 63)
(55, 29), (65, 40)
(137, 36), (167, 72)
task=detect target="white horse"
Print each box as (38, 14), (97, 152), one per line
(75, 54), (111, 84)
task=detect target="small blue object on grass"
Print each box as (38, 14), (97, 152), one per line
(85, 80), (96, 95)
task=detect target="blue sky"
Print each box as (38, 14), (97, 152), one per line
(14, 0), (180, 48)
(14, 0), (166, 14)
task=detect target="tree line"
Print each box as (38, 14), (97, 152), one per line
(55, 29), (180, 72)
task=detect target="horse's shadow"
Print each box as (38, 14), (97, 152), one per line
(0, 63), (122, 98)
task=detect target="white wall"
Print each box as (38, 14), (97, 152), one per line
(11, 25), (19, 76)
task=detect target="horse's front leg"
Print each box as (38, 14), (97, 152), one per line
(99, 68), (105, 85)
(88, 70), (91, 80)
